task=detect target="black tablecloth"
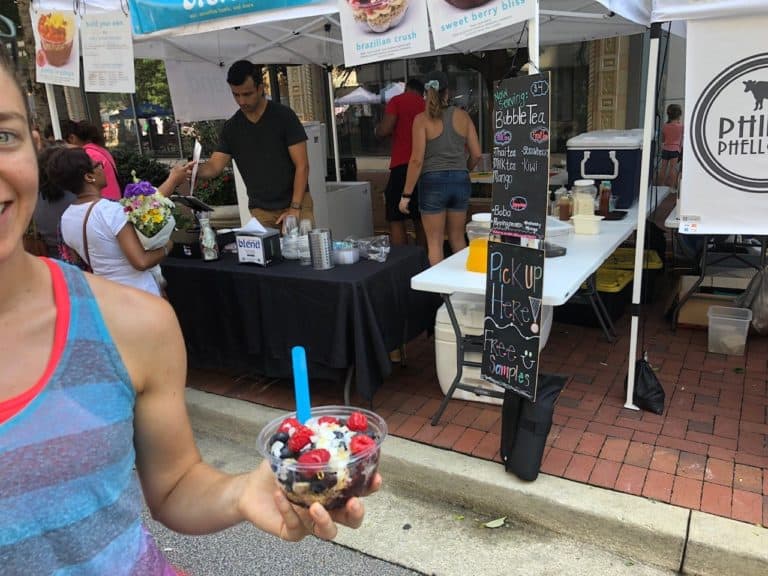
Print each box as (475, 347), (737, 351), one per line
(163, 246), (439, 400)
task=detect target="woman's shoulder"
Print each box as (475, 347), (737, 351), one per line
(87, 273), (178, 364)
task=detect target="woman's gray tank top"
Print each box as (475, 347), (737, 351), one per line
(422, 106), (467, 174)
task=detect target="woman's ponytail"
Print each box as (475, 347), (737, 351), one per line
(426, 87), (442, 119)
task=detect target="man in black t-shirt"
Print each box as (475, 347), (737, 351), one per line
(193, 61), (312, 229)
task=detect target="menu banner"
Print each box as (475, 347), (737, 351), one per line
(128, 0), (324, 35)
(339, 0), (431, 66)
(481, 241), (544, 401)
(426, 0), (535, 50)
(81, 12), (135, 94)
(30, 8), (80, 87)
(491, 73), (550, 240)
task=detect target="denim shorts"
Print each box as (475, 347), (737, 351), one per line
(418, 170), (471, 214)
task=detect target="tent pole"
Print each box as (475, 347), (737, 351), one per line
(45, 84), (62, 140)
(129, 93), (143, 156)
(327, 67), (341, 183)
(528, 0), (540, 72)
(625, 22), (662, 411)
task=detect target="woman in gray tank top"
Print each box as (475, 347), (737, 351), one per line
(399, 70), (482, 265)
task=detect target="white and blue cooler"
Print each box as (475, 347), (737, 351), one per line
(566, 129), (643, 209)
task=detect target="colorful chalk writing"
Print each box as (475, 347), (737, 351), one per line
(491, 73), (551, 240)
(481, 241), (544, 400)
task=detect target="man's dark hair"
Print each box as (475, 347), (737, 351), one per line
(227, 60), (263, 86)
(406, 78), (424, 94)
(46, 147), (95, 197)
(62, 119), (106, 147)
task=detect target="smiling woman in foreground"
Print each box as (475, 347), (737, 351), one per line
(0, 45), (379, 574)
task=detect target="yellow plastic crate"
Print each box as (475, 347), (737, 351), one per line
(580, 267), (634, 293)
(603, 247), (663, 270)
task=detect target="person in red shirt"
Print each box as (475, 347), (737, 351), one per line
(375, 78), (425, 246)
(657, 103), (683, 189)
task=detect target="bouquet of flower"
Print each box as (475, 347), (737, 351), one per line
(120, 171), (176, 288)
(121, 172), (176, 249)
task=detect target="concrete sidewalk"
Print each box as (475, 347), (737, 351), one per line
(186, 389), (768, 575)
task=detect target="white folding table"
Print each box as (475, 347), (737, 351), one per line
(412, 187), (670, 424)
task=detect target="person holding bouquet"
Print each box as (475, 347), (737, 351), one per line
(51, 147), (187, 296)
(0, 47), (378, 574)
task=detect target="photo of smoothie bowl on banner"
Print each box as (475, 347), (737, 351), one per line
(36, 12), (75, 67)
(347, 0), (410, 33)
(443, 0), (491, 7)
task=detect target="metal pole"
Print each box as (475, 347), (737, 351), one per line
(45, 84), (62, 140)
(176, 121), (184, 159)
(528, 0), (540, 73)
(129, 93), (142, 155)
(625, 22), (662, 411)
(327, 67), (341, 183)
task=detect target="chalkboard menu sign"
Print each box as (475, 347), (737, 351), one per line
(491, 73), (551, 240)
(481, 241), (545, 401)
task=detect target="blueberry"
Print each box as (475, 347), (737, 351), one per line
(322, 472), (338, 488)
(310, 480), (326, 494)
(333, 431), (345, 439)
(365, 431), (378, 440)
(280, 446), (293, 459)
(338, 419), (346, 428)
(274, 431), (289, 443)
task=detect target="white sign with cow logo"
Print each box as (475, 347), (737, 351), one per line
(680, 15), (768, 235)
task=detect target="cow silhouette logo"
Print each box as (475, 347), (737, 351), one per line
(743, 80), (768, 110)
(690, 53), (768, 193)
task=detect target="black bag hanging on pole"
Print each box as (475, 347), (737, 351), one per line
(501, 375), (566, 482)
(628, 352), (665, 415)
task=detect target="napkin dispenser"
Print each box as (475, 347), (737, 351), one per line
(235, 228), (282, 266)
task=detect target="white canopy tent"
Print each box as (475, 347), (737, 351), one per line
(381, 82), (405, 103)
(623, 0), (768, 410)
(334, 86), (381, 105)
(124, 0), (649, 184)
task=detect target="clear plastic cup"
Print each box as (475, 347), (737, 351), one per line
(257, 406), (387, 509)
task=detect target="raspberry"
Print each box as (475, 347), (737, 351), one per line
(318, 416), (339, 426)
(287, 426), (313, 452)
(350, 434), (376, 455)
(297, 449), (331, 476)
(277, 417), (301, 434)
(346, 411), (368, 432)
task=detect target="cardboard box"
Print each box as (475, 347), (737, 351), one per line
(676, 293), (736, 328)
(235, 229), (282, 266)
(678, 268), (756, 297)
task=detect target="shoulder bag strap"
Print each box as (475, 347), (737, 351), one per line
(81, 200), (99, 268)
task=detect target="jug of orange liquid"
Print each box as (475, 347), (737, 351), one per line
(465, 213), (491, 273)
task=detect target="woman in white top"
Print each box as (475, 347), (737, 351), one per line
(51, 148), (186, 296)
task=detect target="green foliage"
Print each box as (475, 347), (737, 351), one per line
(180, 120), (226, 157)
(135, 59), (172, 110)
(111, 147), (170, 190)
(193, 170), (238, 206)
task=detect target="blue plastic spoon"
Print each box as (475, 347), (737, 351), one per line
(292, 346), (311, 424)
